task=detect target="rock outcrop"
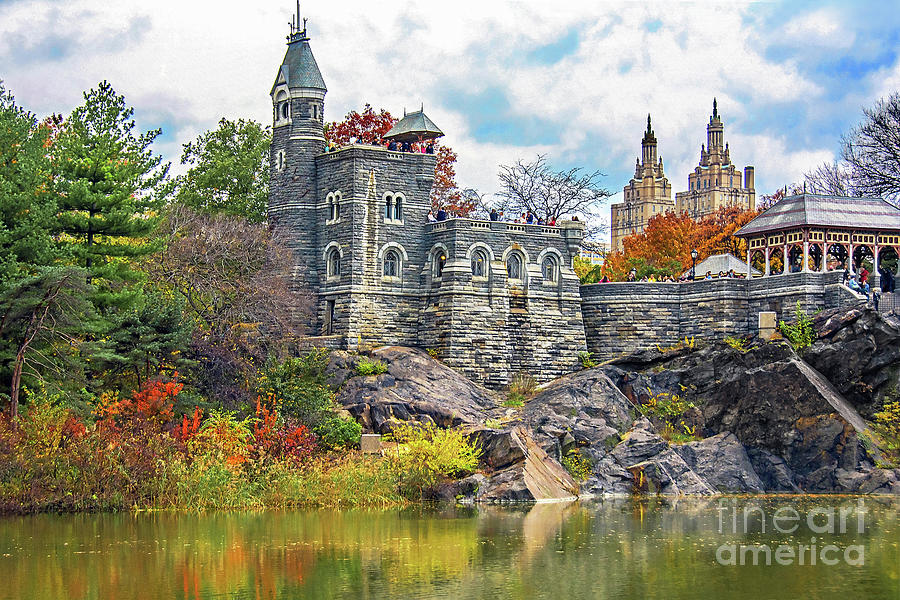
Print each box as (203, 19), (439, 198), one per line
(335, 346), (499, 432)
(329, 308), (900, 498)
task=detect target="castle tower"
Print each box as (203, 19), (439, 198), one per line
(268, 3), (327, 292)
(610, 114), (674, 252)
(675, 99), (755, 219)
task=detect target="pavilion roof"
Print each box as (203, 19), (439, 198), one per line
(735, 194), (900, 237)
(384, 109), (444, 142)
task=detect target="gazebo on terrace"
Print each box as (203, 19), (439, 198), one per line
(735, 193), (900, 277)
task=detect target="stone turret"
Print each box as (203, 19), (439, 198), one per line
(268, 4), (327, 293)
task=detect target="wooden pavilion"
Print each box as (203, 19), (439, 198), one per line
(734, 194), (900, 277)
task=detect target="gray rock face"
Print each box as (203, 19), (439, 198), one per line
(337, 346), (498, 432)
(803, 307), (900, 419)
(524, 368), (633, 456)
(599, 308), (900, 494)
(674, 432), (765, 493)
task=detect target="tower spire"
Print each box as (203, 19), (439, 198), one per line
(646, 113), (652, 134)
(287, 1), (309, 43)
(712, 97), (718, 119)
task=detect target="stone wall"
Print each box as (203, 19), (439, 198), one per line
(420, 219), (586, 386)
(581, 272), (864, 359)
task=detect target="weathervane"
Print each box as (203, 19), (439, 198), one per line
(287, 1), (308, 42)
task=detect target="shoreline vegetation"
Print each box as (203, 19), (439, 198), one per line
(0, 350), (482, 515)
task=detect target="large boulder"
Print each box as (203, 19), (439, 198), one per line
(523, 368), (633, 457)
(336, 346), (499, 432)
(601, 330), (894, 493)
(608, 419), (715, 496)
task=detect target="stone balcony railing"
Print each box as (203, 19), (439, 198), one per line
(427, 217), (562, 235)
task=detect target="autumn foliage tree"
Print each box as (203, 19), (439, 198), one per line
(600, 206), (759, 281)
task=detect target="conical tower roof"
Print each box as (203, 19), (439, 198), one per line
(271, 8), (326, 95)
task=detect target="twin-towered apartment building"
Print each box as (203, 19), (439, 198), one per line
(609, 99), (756, 252)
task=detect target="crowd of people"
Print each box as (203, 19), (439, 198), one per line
(325, 137), (435, 154)
(427, 208), (562, 225)
(841, 264), (898, 309)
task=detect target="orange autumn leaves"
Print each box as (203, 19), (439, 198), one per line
(602, 205), (759, 280)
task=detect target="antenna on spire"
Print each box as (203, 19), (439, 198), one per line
(287, 2), (308, 42)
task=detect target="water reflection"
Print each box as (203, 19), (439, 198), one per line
(0, 497), (896, 599)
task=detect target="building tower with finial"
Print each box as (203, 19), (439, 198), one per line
(674, 98), (755, 219)
(609, 114), (674, 252)
(269, 2), (327, 299)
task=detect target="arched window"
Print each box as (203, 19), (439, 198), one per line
(507, 253), (523, 280)
(394, 196), (402, 221)
(280, 101), (290, 120)
(326, 248), (341, 278)
(276, 150), (286, 171)
(327, 192), (340, 221)
(471, 250), (488, 278)
(383, 249), (400, 278)
(433, 250), (447, 278)
(384, 196), (393, 221)
(542, 256), (558, 283)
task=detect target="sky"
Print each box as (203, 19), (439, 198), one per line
(2, 0), (900, 241)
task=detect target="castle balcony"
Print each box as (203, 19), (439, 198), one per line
(427, 218), (584, 256)
(427, 218), (561, 236)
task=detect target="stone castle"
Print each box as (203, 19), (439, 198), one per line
(610, 100), (756, 252)
(267, 17), (587, 387)
(268, 13), (869, 388)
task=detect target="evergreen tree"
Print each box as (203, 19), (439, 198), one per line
(172, 118), (270, 223)
(52, 81), (169, 310)
(102, 292), (191, 389)
(0, 267), (96, 418)
(0, 82), (56, 284)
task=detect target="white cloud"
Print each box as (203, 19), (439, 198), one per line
(0, 0), (889, 211)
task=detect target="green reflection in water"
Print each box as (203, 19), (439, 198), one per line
(0, 497), (896, 599)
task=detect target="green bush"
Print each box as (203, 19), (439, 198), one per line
(387, 422), (481, 499)
(314, 414), (362, 450)
(578, 351), (597, 369)
(355, 357), (388, 376)
(561, 449), (593, 481)
(871, 399), (900, 467)
(778, 301), (816, 352)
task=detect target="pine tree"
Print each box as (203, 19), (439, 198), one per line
(0, 82), (56, 284)
(52, 81), (169, 310)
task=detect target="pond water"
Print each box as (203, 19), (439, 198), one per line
(0, 497), (897, 599)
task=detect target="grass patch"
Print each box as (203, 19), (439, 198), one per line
(354, 357), (388, 376)
(503, 373), (537, 408)
(724, 336), (749, 352)
(657, 336), (696, 353)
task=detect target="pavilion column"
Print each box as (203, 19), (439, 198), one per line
(783, 244), (789, 275)
(765, 247), (771, 276)
(746, 249), (752, 278)
(849, 244), (855, 274)
(874, 245), (880, 273)
(802, 240), (809, 273)
(821, 244), (827, 272)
